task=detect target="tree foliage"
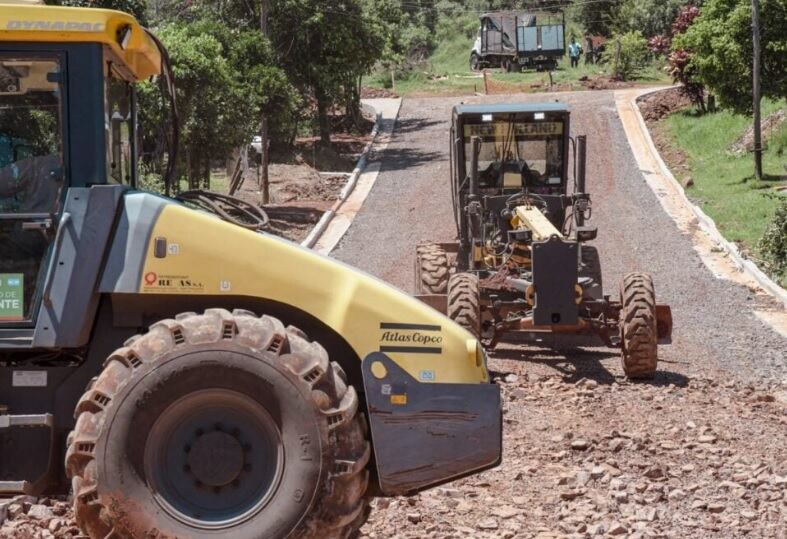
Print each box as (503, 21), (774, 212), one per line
(138, 20), (297, 187)
(667, 5), (705, 110)
(617, 0), (693, 38)
(603, 31), (649, 80)
(674, 0), (787, 114)
(45, 0), (149, 24)
(758, 198), (787, 282)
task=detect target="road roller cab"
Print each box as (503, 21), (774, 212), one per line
(0, 5), (501, 537)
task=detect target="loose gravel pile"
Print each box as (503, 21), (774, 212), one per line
(361, 361), (787, 538)
(0, 497), (77, 539)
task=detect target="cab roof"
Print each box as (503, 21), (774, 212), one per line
(454, 103), (570, 116)
(0, 4), (161, 81)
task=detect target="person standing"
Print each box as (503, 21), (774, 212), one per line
(569, 38), (583, 68)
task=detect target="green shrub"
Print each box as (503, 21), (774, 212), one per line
(603, 31), (649, 80)
(758, 198), (787, 283)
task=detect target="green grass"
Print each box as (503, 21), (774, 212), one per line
(662, 100), (787, 260)
(365, 49), (669, 97)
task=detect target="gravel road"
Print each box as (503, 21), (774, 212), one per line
(333, 90), (787, 538)
(332, 90), (787, 385)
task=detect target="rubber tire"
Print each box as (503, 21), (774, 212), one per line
(580, 246), (604, 301)
(66, 309), (370, 539)
(619, 274), (659, 379)
(415, 242), (450, 294)
(470, 53), (480, 72)
(447, 273), (481, 338)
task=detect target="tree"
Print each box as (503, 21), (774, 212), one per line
(270, 0), (384, 145)
(137, 21), (298, 188)
(673, 0), (787, 114)
(604, 31), (649, 80)
(666, 5), (706, 110)
(571, 0), (621, 37)
(617, 0), (698, 38)
(45, 0), (149, 24)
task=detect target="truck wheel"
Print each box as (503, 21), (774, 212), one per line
(66, 309), (370, 539)
(416, 242), (450, 294)
(447, 273), (481, 338)
(470, 53), (480, 71)
(619, 274), (658, 379)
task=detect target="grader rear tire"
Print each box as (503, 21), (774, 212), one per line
(415, 242), (450, 294)
(447, 273), (481, 338)
(66, 309), (370, 539)
(619, 273), (658, 379)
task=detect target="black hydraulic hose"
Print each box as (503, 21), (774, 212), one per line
(177, 190), (270, 231)
(144, 28), (180, 197)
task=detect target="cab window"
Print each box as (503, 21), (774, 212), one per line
(105, 71), (135, 186)
(0, 55), (64, 322)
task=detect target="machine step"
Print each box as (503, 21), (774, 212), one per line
(0, 481), (32, 495)
(0, 330), (35, 348)
(0, 414), (53, 429)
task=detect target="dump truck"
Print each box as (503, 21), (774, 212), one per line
(416, 103), (673, 378)
(470, 11), (565, 72)
(0, 4), (501, 537)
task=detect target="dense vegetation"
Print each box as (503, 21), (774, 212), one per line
(43, 1), (785, 279)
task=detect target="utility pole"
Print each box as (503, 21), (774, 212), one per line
(752, 0), (763, 180)
(260, 0), (271, 204)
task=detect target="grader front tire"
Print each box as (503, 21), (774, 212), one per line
(415, 242), (450, 294)
(619, 273), (659, 379)
(447, 273), (481, 339)
(66, 309), (370, 539)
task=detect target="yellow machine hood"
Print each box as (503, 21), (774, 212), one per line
(100, 194), (488, 385)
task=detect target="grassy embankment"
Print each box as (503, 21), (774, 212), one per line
(365, 17), (669, 96)
(660, 99), (786, 275)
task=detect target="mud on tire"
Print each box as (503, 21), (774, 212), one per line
(66, 309), (370, 539)
(619, 273), (658, 379)
(447, 273), (481, 338)
(415, 242), (450, 294)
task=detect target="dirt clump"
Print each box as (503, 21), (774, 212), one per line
(362, 86), (399, 99)
(638, 87), (694, 122)
(729, 109), (786, 156)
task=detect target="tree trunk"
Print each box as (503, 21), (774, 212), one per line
(260, 0), (271, 204)
(315, 86), (331, 146)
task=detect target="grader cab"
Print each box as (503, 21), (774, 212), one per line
(416, 103), (673, 378)
(0, 5), (501, 538)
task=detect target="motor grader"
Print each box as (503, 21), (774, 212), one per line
(0, 4), (501, 537)
(416, 103), (673, 378)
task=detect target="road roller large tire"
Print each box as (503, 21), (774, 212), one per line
(447, 273), (481, 339)
(66, 309), (370, 539)
(415, 242), (450, 294)
(619, 273), (658, 379)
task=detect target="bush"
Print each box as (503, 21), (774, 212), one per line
(603, 31), (649, 80)
(758, 198), (787, 283)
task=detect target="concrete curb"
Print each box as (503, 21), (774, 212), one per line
(301, 102), (389, 249)
(628, 87), (787, 308)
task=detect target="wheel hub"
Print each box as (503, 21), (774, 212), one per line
(187, 430), (244, 487)
(144, 389), (284, 529)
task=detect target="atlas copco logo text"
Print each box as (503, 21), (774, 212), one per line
(380, 331), (443, 346)
(6, 21), (106, 32)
